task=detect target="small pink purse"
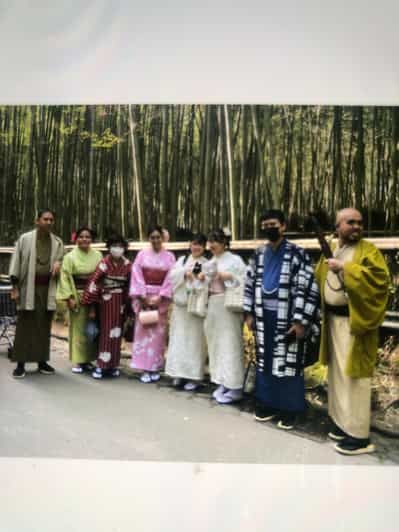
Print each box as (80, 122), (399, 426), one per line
(138, 309), (159, 326)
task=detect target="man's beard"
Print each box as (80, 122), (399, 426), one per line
(343, 231), (361, 243)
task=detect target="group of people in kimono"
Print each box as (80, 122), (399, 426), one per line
(8, 206), (390, 457)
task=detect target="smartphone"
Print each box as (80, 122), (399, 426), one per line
(192, 262), (202, 275)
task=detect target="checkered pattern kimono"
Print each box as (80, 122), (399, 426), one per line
(243, 241), (320, 377)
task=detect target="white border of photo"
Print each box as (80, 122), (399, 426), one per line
(0, 1), (397, 105)
(0, 2), (398, 531)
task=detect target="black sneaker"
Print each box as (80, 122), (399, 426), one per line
(254, 404), (277, 422)
(13, 364), (26, 379)
(277, 412), (297, 430)
(110, 368), (120, 378)
(38, 362), (55, 375)
(334, 437), (375, 456)
(328, 423), (348, 441)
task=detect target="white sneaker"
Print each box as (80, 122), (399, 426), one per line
(111, 368), (120, 378)
(150, 372), (160, 382)
(72, 366), (83, 374)
(92, 368), (103, 379)
(184, 381), (198, 392)
(140, 372), (152, 383)
(216, 388), (243, 404)
(212, 384), (226, 399)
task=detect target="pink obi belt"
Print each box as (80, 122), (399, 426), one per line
(209, 277), (225, 295)
(142, 267), (167, 286)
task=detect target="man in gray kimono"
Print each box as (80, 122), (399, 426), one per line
(9, 209), (64, 378)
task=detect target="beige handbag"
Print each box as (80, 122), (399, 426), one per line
(138, 309), (159, 326)
(187, 288), (208, 318)
(224, 283), (244, 313)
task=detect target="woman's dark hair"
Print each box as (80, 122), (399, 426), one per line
(207, 228), (231, 249)
(147, 224), (164, 238)
(106, 234), (128, 251)
(183, 232), (208, 264)
(191, 232), (207, 247)
(75, 226), (96, 240)
(37, 208), (56, 219)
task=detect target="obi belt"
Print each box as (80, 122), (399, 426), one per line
(103, 275), (128, 290)
(142, 267), (167, 286)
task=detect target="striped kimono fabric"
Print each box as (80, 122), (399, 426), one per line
(82, 255), (131, 370)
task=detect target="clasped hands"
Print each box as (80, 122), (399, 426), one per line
(215, 271), (233, 282)
(67, 292), (86, 311)
(140, 295), (161, 308)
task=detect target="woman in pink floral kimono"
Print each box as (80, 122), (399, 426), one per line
(129, 225), (176, 383)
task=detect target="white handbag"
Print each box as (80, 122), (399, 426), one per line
(173, 284), (188, 307)
(224, 283), (244, 313)
(187, 287), (208, 318)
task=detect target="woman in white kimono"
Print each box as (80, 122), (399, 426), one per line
(204, 228), (247, 404)
(165, 234), (208, 391)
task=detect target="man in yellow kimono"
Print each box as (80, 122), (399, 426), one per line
(9, 209), (64, 378)
(315, 208), (389, 455)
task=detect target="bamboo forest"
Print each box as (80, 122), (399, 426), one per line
(0, 104), (398, 244)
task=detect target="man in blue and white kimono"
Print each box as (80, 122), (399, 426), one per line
(243, 210), (320, 430)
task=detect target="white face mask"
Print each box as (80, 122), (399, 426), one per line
(110, 246), (124, 258)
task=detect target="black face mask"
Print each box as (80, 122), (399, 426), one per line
(262, 227), (281, 242)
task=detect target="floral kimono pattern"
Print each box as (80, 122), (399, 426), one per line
(82, 254), (131, 370)
(129, 248), (176, 372)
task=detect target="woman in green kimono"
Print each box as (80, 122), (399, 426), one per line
(57, 227), (102, 373)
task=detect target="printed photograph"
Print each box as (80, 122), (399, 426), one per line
(1, 104), (398, 465)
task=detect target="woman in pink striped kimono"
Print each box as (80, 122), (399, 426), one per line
(129, 225), (176, 383)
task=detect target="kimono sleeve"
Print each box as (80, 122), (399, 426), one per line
(243, 252), (256, 314)
(344, 246), (390, 333)
(56, 252), (75, 301)
(202, 258), (217, 283)
(55, 239), (64, 263)
(234, 255), (247, 281)
(292, 250), (320, 327)
(224, 254), (246, 286)
(159, 251), (176, 299)
(81, 258), (108, 305)
(170, 255), (186, 293)
(129, 250), (147, 299)
(9, 236), (22, 284)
